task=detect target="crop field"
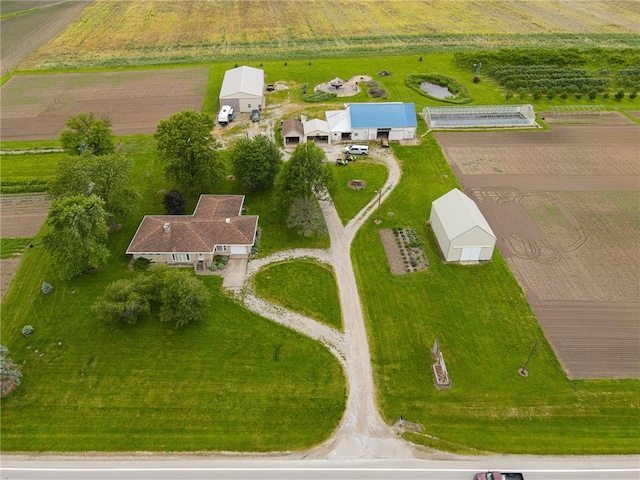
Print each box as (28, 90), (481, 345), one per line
(17, 0), (640, 69)
(436, 125), (640, 379)
(0, 0), (90, 75)
(0, 68), (209, 140)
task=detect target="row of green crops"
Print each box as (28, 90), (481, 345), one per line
(454, 47), (640, 69)
(489, 66), (612, 94)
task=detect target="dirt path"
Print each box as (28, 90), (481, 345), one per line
(228, 153), (415, 459)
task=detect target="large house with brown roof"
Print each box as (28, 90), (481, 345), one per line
(126, 195), (258, 269)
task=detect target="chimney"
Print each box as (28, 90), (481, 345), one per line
(225, 218), (230, 224)
(163, 222), (170, 233)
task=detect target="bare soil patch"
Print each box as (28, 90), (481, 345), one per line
(0, 68), (209, 140)
(541, 110), (636, 126)
(0, 194), (50, 237)
(0, 194), (50, 302)
(436, 125), (640, 378)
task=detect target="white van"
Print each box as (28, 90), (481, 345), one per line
(217, 105), (234, 124)
(344, 145), (369, 155)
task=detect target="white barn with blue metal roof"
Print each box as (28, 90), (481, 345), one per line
(325, 102), (417, 142)
(349, 102), (417, 141)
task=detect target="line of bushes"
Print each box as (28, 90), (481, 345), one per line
(1, 179), (48, 194)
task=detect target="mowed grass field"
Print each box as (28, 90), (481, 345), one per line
(17, 0), (640, 69)
(0, 135), (345, 451)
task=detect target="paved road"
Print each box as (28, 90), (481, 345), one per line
(2, 456), (639, 480)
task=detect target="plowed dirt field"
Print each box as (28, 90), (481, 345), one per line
(436, 124), (640, 379)
(0, 68), (209, 140)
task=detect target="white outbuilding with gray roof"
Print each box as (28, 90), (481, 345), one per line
(430, 188), (496, 262)
(219, 66), (265, 113)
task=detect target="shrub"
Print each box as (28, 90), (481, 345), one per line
(368, 87), (388, 98)
(630, 91), (638, 99)
(217, 263), (225, 270)
(22, 325), (34, 337)
(162, 189), (186, 215)
(0, 346), (22, 398)
(209, 264), (217, 271)
(472, 76), (480, 83)
(575, 93), (583, 99)
(41, 282), (54, 294)
(132, 257), (151, 271)
(588, 90), (597, 100)
(533, 92), (542, 100)
(615, 90), (625, 100)
(560, 92), (568, 99)
(505, 91), (513, 101)
(547, 90), (556, 100)
(602, 92), (610, 99)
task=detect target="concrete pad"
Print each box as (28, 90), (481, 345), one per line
(222, 257), (248, 287)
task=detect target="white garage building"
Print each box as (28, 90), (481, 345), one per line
(430, 188), (496, 262)
(219, 66), (265, 113)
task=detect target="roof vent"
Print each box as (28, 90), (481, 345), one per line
(225, 218), (231, 224)
(163, 222), (170, 233)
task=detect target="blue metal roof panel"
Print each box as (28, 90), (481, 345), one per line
(350, 103), (417, 128)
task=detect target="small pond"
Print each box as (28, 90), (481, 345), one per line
(420, 81), (454, 99)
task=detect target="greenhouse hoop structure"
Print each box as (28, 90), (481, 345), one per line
(422, 104), (536, 129)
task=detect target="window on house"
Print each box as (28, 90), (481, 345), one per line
(248, 104), (251, 108)
(215, 245), (225, 252)
(171, 253), (190, 262)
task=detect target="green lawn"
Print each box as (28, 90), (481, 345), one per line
(352, 135), (640, 454)
(254, 260), (342, 331)
(0, 152), (63, 182)
(0, 135), (345, 451)
(1, 50), (638, 454)
(0, 238), (33, 258)
(331, 160), (387, 225)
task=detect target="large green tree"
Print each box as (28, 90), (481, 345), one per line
(275, 142), (335, 208)
(59, 112), (115, 156)
(92, 265), (208, 328)
(230, 134), (282, 190)
(42, 194), (110, 281)
(154, 110), (222, 194)
(48, 153), (139, 231)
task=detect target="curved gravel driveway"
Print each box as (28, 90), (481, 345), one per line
(228, 152), (417, 459)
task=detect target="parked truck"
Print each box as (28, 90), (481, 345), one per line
(217, 105), (234, 125)
(474, 472), (524, 480)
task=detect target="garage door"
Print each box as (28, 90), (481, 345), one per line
(460, 247), (481, 261)
(230, 246), (247, 255)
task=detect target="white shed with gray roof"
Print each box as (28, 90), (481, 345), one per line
(430, 188), (496, 262)
(219, 66), (265, 113)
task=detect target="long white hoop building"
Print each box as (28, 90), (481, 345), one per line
(422, 104), (536, 129)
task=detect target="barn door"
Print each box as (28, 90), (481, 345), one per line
(460, 247), (481, 261)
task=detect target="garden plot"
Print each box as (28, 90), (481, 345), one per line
(0, 68), (209, 140)
(379, 227), (428, 275)
(436, 124), (640, 379)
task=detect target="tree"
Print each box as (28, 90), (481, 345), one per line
(158, 267), (209, 327)
(0, 346), (22, 398)
(42, 194), (110, 281)
(275, 142), (335, 208)
(162, 189), (187, 215)
(48, 153), (140, 231)
(92, 277), (152, 325)
(92, 265), (208, 328)
(286, 197), (327, 237)
(154, 110), (222, 194)
(230, 134), (282, 190)
(59, 112), (115, 156)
